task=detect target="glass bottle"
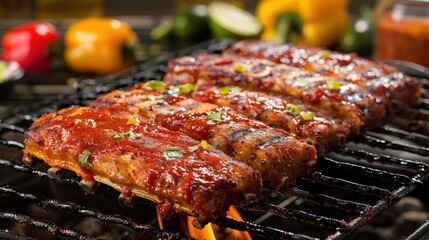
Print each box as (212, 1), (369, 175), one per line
(375, 0), (429, 67)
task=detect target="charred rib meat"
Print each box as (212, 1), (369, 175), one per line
(223, 40), (422, 111)
(191, 86), (351, 154)
(92, 86), (317, 189)
(164, 54), (386, 132)
(23, 106), (262, 227)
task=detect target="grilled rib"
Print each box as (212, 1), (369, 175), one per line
(191, 86), (351, 154)
(92, 86), (317, 189)
(223, 40), (422, 111)
(164, 54), (386, 133)
(22, 106), (262, 228)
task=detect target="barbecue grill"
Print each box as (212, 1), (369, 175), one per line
(1, 39), (429, 240)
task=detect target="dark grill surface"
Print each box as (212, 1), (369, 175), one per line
(1, 39), (429, 240)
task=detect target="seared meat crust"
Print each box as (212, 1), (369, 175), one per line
(224, 40), (422, 110)
(92, 88), (317, 189)
(23, 106), (262, 227)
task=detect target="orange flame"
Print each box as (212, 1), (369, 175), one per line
(187, 206), (252, 240)
(156, 206), (164, 230)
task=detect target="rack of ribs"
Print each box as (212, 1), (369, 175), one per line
(190, 86), (351, 154)
(22, 106), (262, 228)
(91, 86), (317, 190)
(164, 54), (387, 133)
(223, 40), (422, 111)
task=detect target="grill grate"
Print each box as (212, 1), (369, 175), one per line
(1, 39), (429, 239)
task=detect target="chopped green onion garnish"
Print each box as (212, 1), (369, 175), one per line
(163, 146), (184, 158)
(188, 145), (199, 152)
(293, 79), (311, 87)
(114, 133), (125, 139)
(233, 63), (247, 73)
(200, 140), (210, 151)
(208, 111), (223, 122)
(113, 131), (142, 139)
(326, 80), (342, 91)
(320, 52), (331, 59)
(127, 115), (140, 125)
(128, 130), (143, 139)
(143, 80), (165, 92)
(167, 146), (182, 151)
(217, 86), (230, 95)
(217, 86), (239, 95)
(179, 83), (197, 94)
(285, 104), (301, 115)
(300, 111), (315, 121)
(78, 150), (92, 169)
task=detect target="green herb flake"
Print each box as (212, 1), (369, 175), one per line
(114, 133), (125, 139)
(188, 145), (199, 152)
(200, 140), (210, 151)
(300, 111), (315, 121)
(217, 86), (230, 95)
(164, 146), (184, 158)
(179, 83), (197, 94)
(128, 130), (143, 140)
(78, 150), (92, 169)
(143, 80), (165, 92)
(207, 111), (223, 122)
(285, 104), (301, 115)
(326, 80), (342, 91)
(113, 131), (143, 139)
(320, 52), (331, 59)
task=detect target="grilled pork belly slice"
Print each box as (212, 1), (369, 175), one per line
(164, 54), (386, 132)
(192, 87), (351, 154)
(92, 87), (317, 189)
(22, 106), (262, 227)
(223, 40), (422, 110)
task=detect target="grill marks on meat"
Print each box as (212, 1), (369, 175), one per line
(92, 88), (317, 189)
(164, 54), (387, 132)
(22, 106), (262, 227)
(223, 40), (422, 110)
(192, 87), (350, 154)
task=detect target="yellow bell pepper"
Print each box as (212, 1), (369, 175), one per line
(256, 0), (349, 47)
(302, 10), (349, 47)
(64, 18), (139, 76)
(298, 0), (349, 22)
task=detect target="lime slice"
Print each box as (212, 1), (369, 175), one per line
(150, 19), (175, 41)
(208, 1), (262, 39)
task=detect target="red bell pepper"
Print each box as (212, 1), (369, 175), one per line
(1, 22), (59, 74)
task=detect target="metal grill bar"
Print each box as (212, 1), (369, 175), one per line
(303, 172), (392, 197)
(281, 187), (370, 212)
(0, 228), (38, 240)
(241, 202), (346, 229)
(0, 212), (93, 240)
(337, 148), (429, 173)
(406, 220), (429, 240)
(0, 186), (193, 240)
(377, 125), (429, 147)
(356, 134), (429, 156)
(319, 157), (413, 185)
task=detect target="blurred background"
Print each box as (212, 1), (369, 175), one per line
(0, 0), (375, 18)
